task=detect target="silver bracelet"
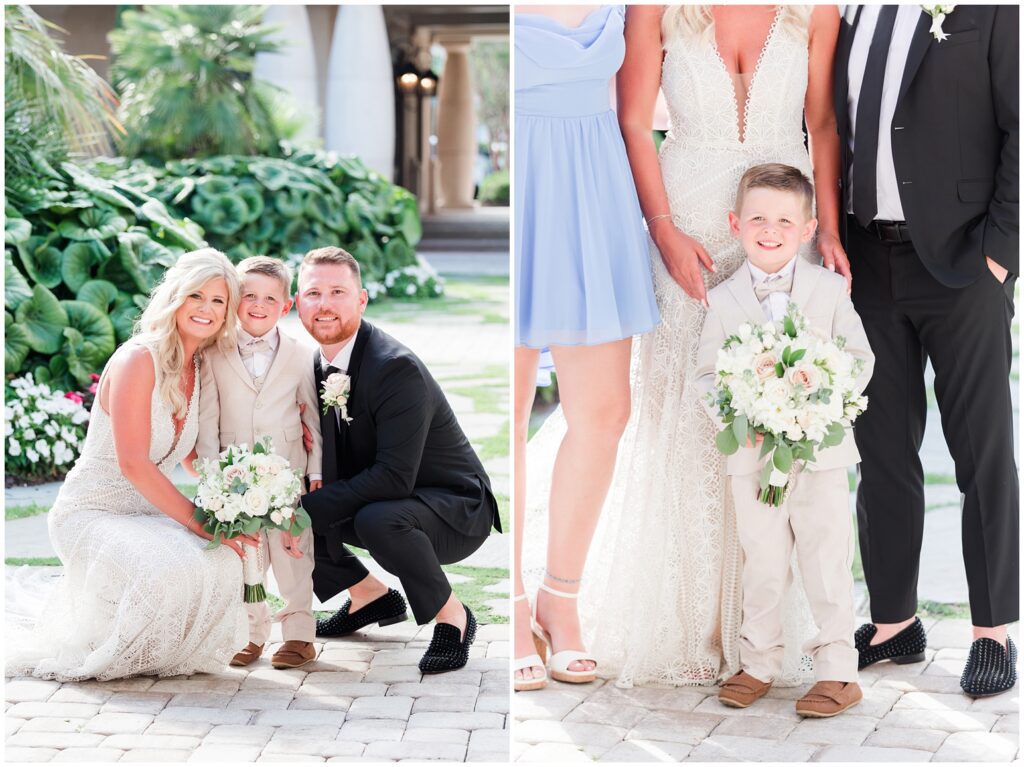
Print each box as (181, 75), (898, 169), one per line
(545, 569), (582, 585)
(645, 213), (675, 227)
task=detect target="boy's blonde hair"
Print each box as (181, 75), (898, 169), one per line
(237, 255), (293, 299)
(735, 163), (815, 218)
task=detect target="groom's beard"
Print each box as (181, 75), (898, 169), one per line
(307, 314), (359, 346)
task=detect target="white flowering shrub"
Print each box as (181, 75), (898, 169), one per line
(5, 373), (91, 480)
(382, 256), (445, 299)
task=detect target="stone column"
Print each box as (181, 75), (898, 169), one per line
(435, 37), (477, 209)
(254, 5), (319, 142)
(324, 5), (395, 181)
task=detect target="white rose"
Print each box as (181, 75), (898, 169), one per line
(222, 465), (250, 488)
(753, 352), (779, 382)
(270, 510), (284, 526)
(243, 487), (270, 517)
(200, 492), (224, 512)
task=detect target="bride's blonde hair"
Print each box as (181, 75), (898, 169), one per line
(134, 248), (240, 419)
(661, 5), (813, 49)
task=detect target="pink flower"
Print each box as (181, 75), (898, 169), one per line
(65, 392), (84, 404)
(90, 373), (100, 382)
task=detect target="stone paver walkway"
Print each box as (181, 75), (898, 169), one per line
(7, 619), (509, 763)
(512, 618), (1019, 763)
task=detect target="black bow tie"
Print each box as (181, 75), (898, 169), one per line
(324, 364), (342, 378)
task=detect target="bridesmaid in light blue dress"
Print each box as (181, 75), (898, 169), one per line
(513, 5), (659, 692)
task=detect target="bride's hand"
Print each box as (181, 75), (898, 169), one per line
(650, 220), (716, 304)
(221, 533), (260, 560)
(817, 232), (852, 293)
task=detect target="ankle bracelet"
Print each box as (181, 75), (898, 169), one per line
(544, 569), (581, 585)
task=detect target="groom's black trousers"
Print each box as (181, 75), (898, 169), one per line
(311, 498), (488, 625)
(848, 216), (1018, 627)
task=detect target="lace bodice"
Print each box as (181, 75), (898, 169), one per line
(660, 10), (808, 150)
(52, 344), (200, 520)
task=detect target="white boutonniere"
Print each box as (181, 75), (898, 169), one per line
(922, 5), (956, 42)
(321, 372), (353, 424)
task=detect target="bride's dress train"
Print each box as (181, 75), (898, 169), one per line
(6, 345), (246, 681)
(523, 9), (820, 688)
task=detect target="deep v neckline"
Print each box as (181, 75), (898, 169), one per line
(710, 7), (783, 144)
(162, 355), (199, 464)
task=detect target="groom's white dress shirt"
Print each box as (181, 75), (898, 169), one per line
(846, 4), (921, 221)
(748, 256), (797, 323)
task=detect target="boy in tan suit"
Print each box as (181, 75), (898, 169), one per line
(198, 256), (323, 669)
(696, 164), (875, 717)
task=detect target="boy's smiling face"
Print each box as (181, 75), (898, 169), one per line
(729, 187), (817, 273)
(238, 272), (292, 337)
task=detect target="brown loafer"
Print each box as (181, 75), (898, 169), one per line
(230, 642), (264, 667)
(796, 681), (863, 717)
(719, 670), (772, 708)
(271, 640), (316, 669)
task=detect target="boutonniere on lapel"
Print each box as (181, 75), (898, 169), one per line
(321, 372), (353, 424)
(921, 5), (956, 42)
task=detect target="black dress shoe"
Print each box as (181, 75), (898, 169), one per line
(855, 617), (927, 669)
(316, 588), (408, 637)
(961, 637), (1017, 697)
(419, 604), (476, 674)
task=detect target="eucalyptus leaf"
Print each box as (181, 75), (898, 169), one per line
(715, 426), (739, 456)
(773, 442), (793, 473)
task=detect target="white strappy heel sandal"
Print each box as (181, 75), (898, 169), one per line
(513, 593), (547, 692)
(533, 583), (597, 684)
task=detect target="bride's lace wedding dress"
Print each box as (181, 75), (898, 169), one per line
(524, 9), (818, 688)
(6, 343), (246, 681)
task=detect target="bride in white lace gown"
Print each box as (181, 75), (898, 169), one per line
(524, 5), (852, 687)
(6, 249), (255, 681)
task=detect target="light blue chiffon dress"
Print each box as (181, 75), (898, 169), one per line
(515, 5), (659, 357)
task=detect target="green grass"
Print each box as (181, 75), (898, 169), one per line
(477, 419), (509, 462)
(437, 364), (507, 384)
(451, 385), (505, 416)
(365, 276), (507, 325)
(918, 600), (972, 620)
(925, 473), (957, 486)
(5, 503), (49, 521)
(5, 557), (61, 566)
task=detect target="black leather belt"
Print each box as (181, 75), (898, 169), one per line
(857, 217), (912, 244)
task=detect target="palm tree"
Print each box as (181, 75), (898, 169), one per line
(109, 5), (299, 161)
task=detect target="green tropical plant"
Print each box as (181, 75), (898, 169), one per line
(5, 161), (203, 391)
(478, 169), (509, 206)
(84, 143), (425, 284)
(109, 5), (299, 161)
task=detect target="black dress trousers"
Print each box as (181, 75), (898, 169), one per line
(849, 217), (1018, 627)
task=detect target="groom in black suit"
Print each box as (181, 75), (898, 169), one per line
(835, 5), (1018, 695)
(295, 246), (501, 673)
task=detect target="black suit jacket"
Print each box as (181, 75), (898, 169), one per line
(835, 5), (1018, 287)
(302, 320), (500, 562)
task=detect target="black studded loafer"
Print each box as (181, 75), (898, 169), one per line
(855, 617), (927, 670)
(419, 604), (476, 674)
(961, 637), (1017, 697)
(316, 588), (408, 637)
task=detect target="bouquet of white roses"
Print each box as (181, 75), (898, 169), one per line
(192, 437), (310, 602)
(708, 305), (868, 506)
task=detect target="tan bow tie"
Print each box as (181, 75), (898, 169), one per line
(753, 271), (794, 303)
(239, 337), (269, 361)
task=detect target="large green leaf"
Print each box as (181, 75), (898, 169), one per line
(5, 251), (33, 309)
(62, 299), (116, 359)
(304, 194), (337, 225)
(383, 238), (415, 272)
(351, 237), (385, 281)
(76, 280), (120, 312)
(235, 183), (265, 221)
(116, 231), (179, 293)
(15, 284), (69, 354)
(62, 162), (139, 213)
(5, 312), (30, 374)
(394, 196), (422, 246)
(250, 160), (292, 191)
(196, 175), (237, 199)
(17, 236), (63, 288)
(199, 195), (249, 235)
(61, 242), (100, 292)
(5, 218), (31, 246)
(140, 199), (206, 250)
(59, 207), (129, 241)
(110, 302), (140, 343)
(273, 188), (305, 217)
